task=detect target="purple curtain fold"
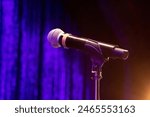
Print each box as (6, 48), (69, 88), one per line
(0, 0), (93, 100)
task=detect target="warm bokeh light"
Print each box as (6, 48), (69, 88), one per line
(144, 88), (150, 100)
(132, 61), (150, 99)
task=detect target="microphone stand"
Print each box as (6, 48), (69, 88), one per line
(91, 58), (108, 100)
(84, 41), (109, 100)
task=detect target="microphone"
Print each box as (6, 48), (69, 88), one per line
(47, 28), (129, 60)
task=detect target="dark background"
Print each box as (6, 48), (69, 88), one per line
(62, 0), (150, 99)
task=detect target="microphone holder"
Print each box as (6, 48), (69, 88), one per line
(84, 41), (109, 100)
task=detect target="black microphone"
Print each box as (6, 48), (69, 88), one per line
(47, 28), (129, 60)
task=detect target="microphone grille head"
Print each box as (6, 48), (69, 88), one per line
(47, 28), (64, 48)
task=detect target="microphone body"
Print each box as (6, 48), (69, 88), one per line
(47, 28), (129, 60)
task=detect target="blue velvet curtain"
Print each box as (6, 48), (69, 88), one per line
(0, 0), (93, 99)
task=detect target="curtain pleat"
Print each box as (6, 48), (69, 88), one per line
(0, 0), (92, 100)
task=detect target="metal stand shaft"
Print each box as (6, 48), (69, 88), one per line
(91, 64), (103, 100)
(95, 79), (101, 100)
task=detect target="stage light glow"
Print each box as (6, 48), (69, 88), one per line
(143, 85), (150, 100)
(132, 62), (150, 100)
